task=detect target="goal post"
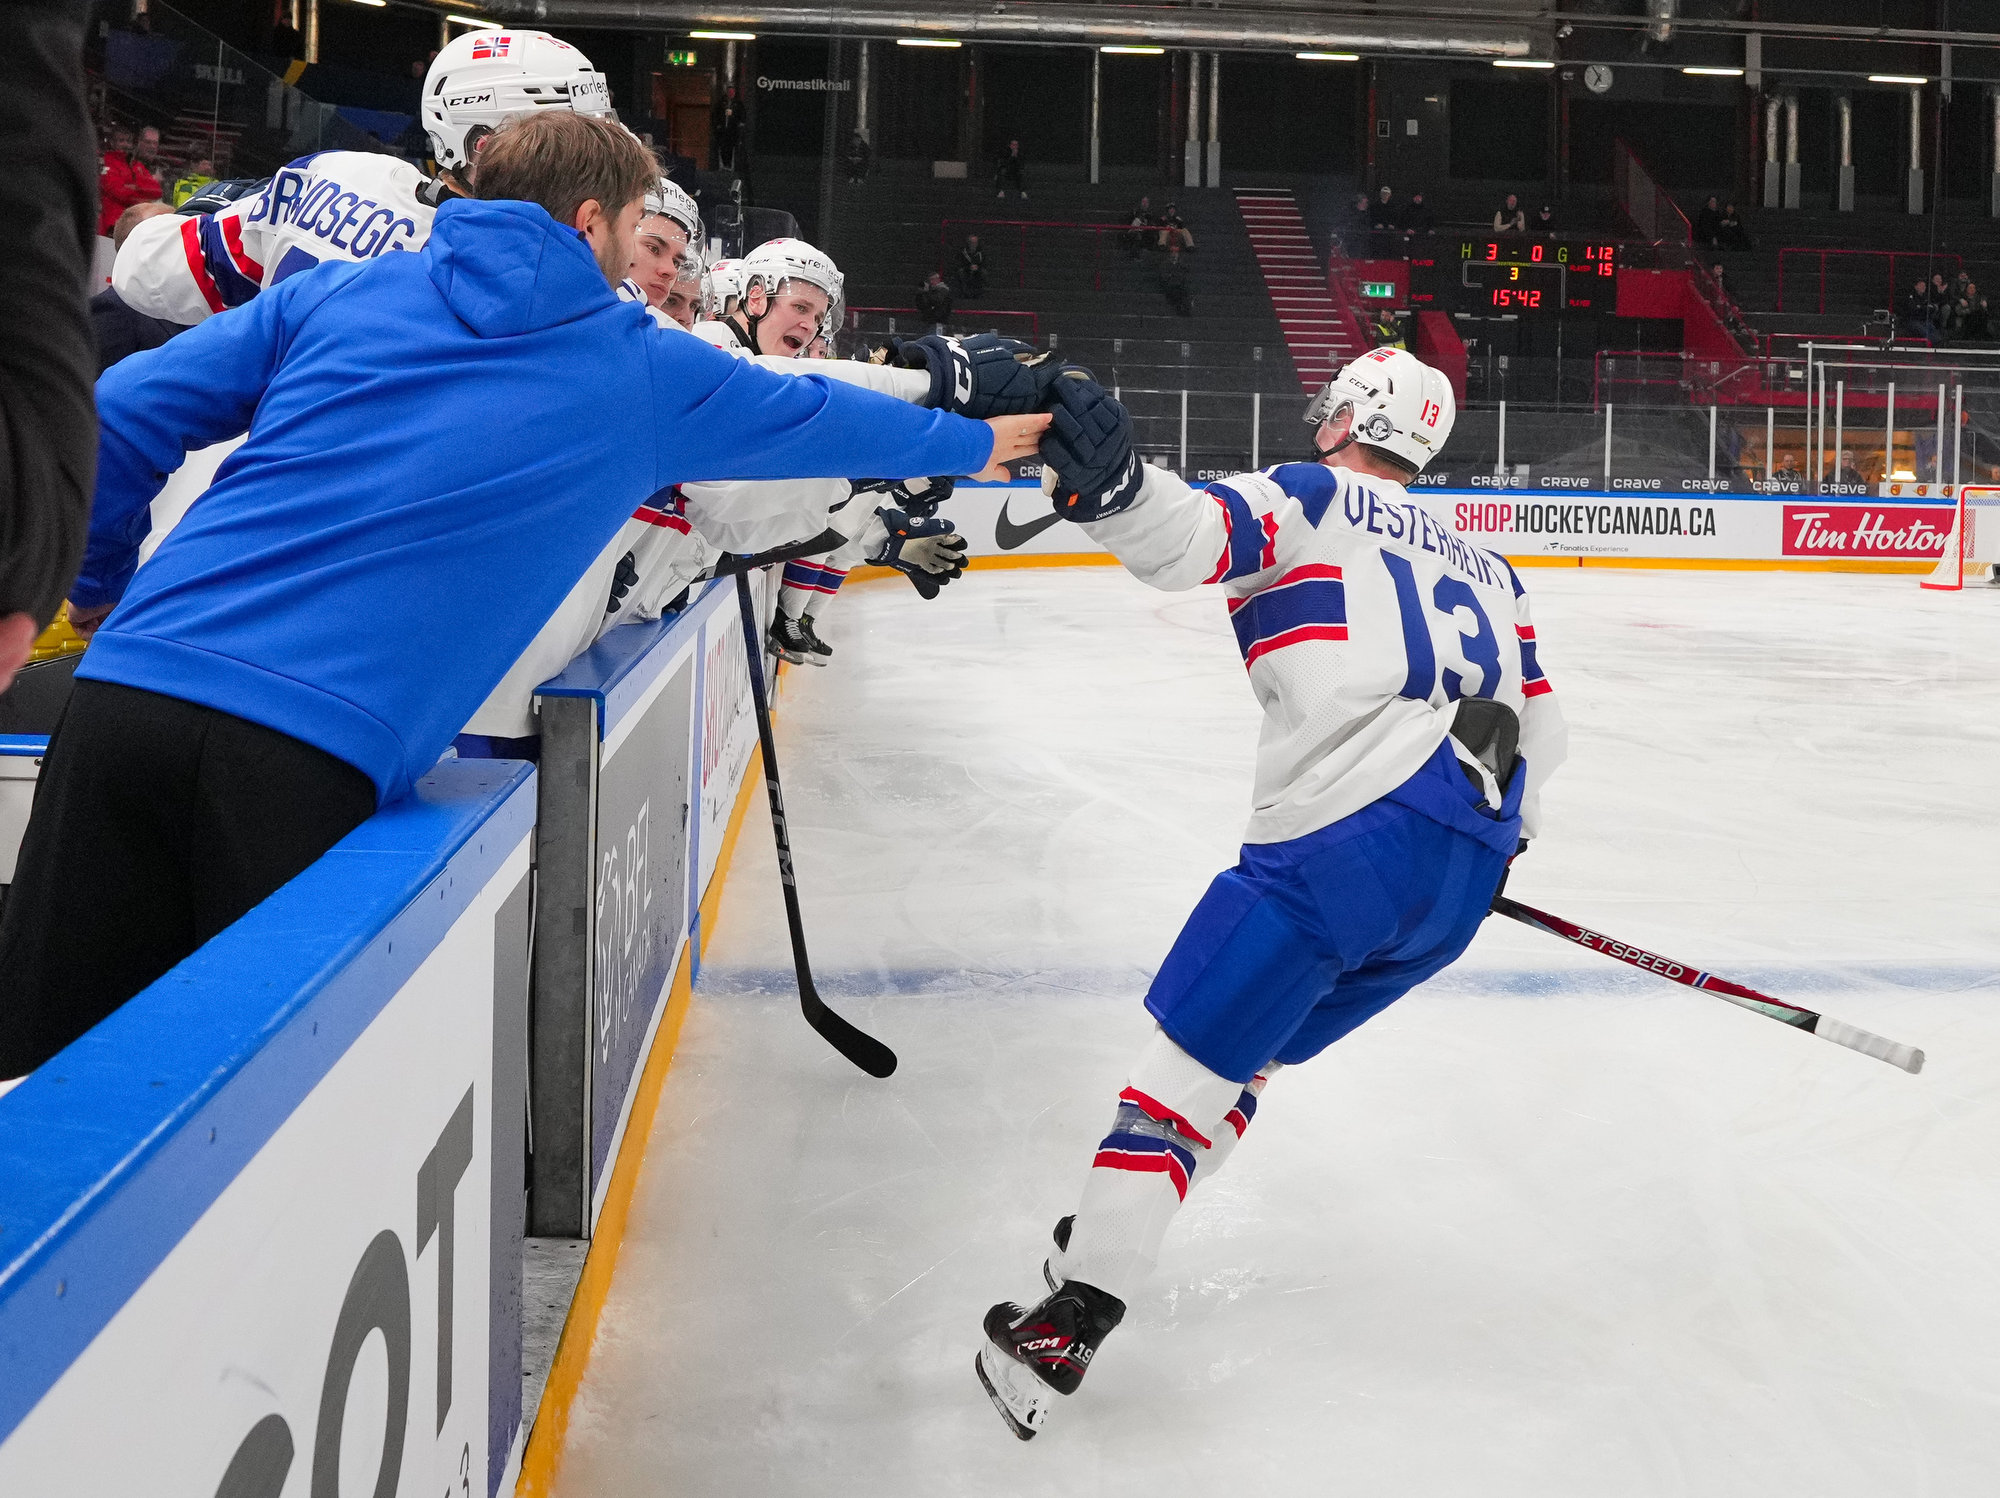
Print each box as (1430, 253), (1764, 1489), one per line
(1921, 485), (2000, 590)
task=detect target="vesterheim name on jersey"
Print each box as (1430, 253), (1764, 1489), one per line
(1344, 486), (1505, 589)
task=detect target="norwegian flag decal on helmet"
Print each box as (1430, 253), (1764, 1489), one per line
(470, 35), (512, 59)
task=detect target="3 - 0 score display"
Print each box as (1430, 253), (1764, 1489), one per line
(1408, 238), (1621, 315)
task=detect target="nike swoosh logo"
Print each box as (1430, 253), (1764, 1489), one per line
(994, 498), (1065, 550)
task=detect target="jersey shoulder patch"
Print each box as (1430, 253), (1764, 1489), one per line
(1262, 462), (1344, 527)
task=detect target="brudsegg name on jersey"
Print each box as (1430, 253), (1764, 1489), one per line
(245, 165), (421, 262)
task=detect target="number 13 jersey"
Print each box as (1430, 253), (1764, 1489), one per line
(1078, 460), (1568, 845)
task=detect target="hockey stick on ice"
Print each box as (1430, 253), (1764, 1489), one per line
(732, 570), (898, 1078)
(1491, 896), (1925, 1075)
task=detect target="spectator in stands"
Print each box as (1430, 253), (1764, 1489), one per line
(1157, 203), (1194, 251)
(1773, 451), (1802, 485)
(1343, 191), (1373, 254)
(713, 88), (742, 171)
(1903, 278), (1939, 342)
(171, 155), (215, 207)
(1368, 309), (1406, 350)
(955, 233), (986, 298)
(1124, 195), (1157, 257)
(1836, 449), (1868, 488)
(1961, 286), (1991, 341)
(915, 270), (954, 327)
(91, 202), (183, 370)
(1716, 203), (1752, 251)
(1491, 193), (1526, 233)
(1693, 196), (1723, 248)
(995, 139), (1027, 201)
(271, 16), (303, 58)
(1534, 204), (1556, 234)
(1400, 191), (1435, 237)
(843, 130), (871, 185)
(96, 125), (163, 236)
(1157, 239), (1193, 317)
(1371, 185), (1397, 231)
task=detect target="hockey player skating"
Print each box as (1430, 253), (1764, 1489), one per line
(111, 27), (611, 325)
(974, 347), (1569, 1439)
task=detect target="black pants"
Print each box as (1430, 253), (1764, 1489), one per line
(0, 680), (375, 1075)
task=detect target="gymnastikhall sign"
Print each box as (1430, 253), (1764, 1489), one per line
(756, 74), (852, 91)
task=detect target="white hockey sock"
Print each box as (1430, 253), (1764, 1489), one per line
(1062, 1029), (1274, 1302)
(777, 559), (848, 620)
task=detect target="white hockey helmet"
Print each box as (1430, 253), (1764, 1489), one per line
(1303, 347), (1456, 475)
(701, 257), (744, 318)
(739, 237), (845, 339)
(643, 176), (704, 251)
(422, 29), (614, 176)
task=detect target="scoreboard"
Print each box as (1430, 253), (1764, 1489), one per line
(1408, 237), (1621, 315)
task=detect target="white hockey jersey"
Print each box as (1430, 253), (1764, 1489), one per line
(114, 151), (443, 325)
(677, 319), (931, 555)
(1082, 460), (1567, 845)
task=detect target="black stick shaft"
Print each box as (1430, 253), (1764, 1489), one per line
(732, 571), (897, 1078)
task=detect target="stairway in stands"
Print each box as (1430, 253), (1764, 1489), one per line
(1235, 187), (1364, 393)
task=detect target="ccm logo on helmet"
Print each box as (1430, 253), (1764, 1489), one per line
(444, 92), (494, 109)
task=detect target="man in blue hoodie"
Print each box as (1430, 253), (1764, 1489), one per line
(0, 112), (1051, 1076)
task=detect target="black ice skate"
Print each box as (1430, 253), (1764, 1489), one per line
(1042, 1214), (1074, 1292)
(796, 613), (834, 665)
(975, 1279), (1125, 1441)
(767, 611), (813, 665)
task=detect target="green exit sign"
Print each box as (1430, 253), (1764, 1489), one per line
(667, 49), (699, 65)
(1360, 280), (1396, 299)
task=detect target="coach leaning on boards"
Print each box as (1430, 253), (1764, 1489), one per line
(0, 111), (1043, 1079)
(0, 0), (97, 694)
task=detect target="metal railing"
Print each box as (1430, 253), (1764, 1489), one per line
(844, 306), (1041, 339)
(1777, 248), (1965, 315)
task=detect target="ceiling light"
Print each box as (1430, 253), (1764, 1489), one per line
(1100, 45), (1164, 55)
(344, 0), (386, 8)
(1494, 58), (1554, 69)
(1296, 52), (1359, 61)
(1682, 66), (1743, 77)
(689, 30), (755, 40)
(898, 37), (962, 47)
(446, 14), (505, 27)
(1869, 74), (1927, 85)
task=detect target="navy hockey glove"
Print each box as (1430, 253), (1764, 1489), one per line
(605, 550), (639, 614)
(894, 333), (1078, 418)
(1040, 376), (1142, 522)
(870, 508), (969, 600)
(850, 473), (956, 519)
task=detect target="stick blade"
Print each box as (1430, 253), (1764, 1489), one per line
(801, 984), (898, 1077)
(1814, 1016), (1925, 1074)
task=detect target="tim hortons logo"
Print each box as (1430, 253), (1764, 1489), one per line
(1781, 505), (1950, 558)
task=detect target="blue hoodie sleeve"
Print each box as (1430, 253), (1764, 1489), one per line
(71, 265), (360, 610)
(645, 332), (994, 489)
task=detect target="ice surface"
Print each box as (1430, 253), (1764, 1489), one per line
(553, 566), (2000, 1497)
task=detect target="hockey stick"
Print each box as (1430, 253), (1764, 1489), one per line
(1491, 895), (1925, 1074)
(709, 527), (846, 579)
(732, 569), (898, 1078)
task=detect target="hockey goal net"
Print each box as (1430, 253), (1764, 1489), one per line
(1921, 486), (2000, 589)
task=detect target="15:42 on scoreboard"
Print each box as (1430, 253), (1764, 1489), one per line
(1408, 238), (1620, 315)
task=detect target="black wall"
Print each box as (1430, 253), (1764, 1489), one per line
(980, 46), (1091, 165)
(1220, 56), (1358, 173)
(874, 45), (962, 160)
(1567, 100), (1737, 188)
(1450, 77), (1550, 183)
(747, 38), (846, 157)
(1099, 52), (1165, 168)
